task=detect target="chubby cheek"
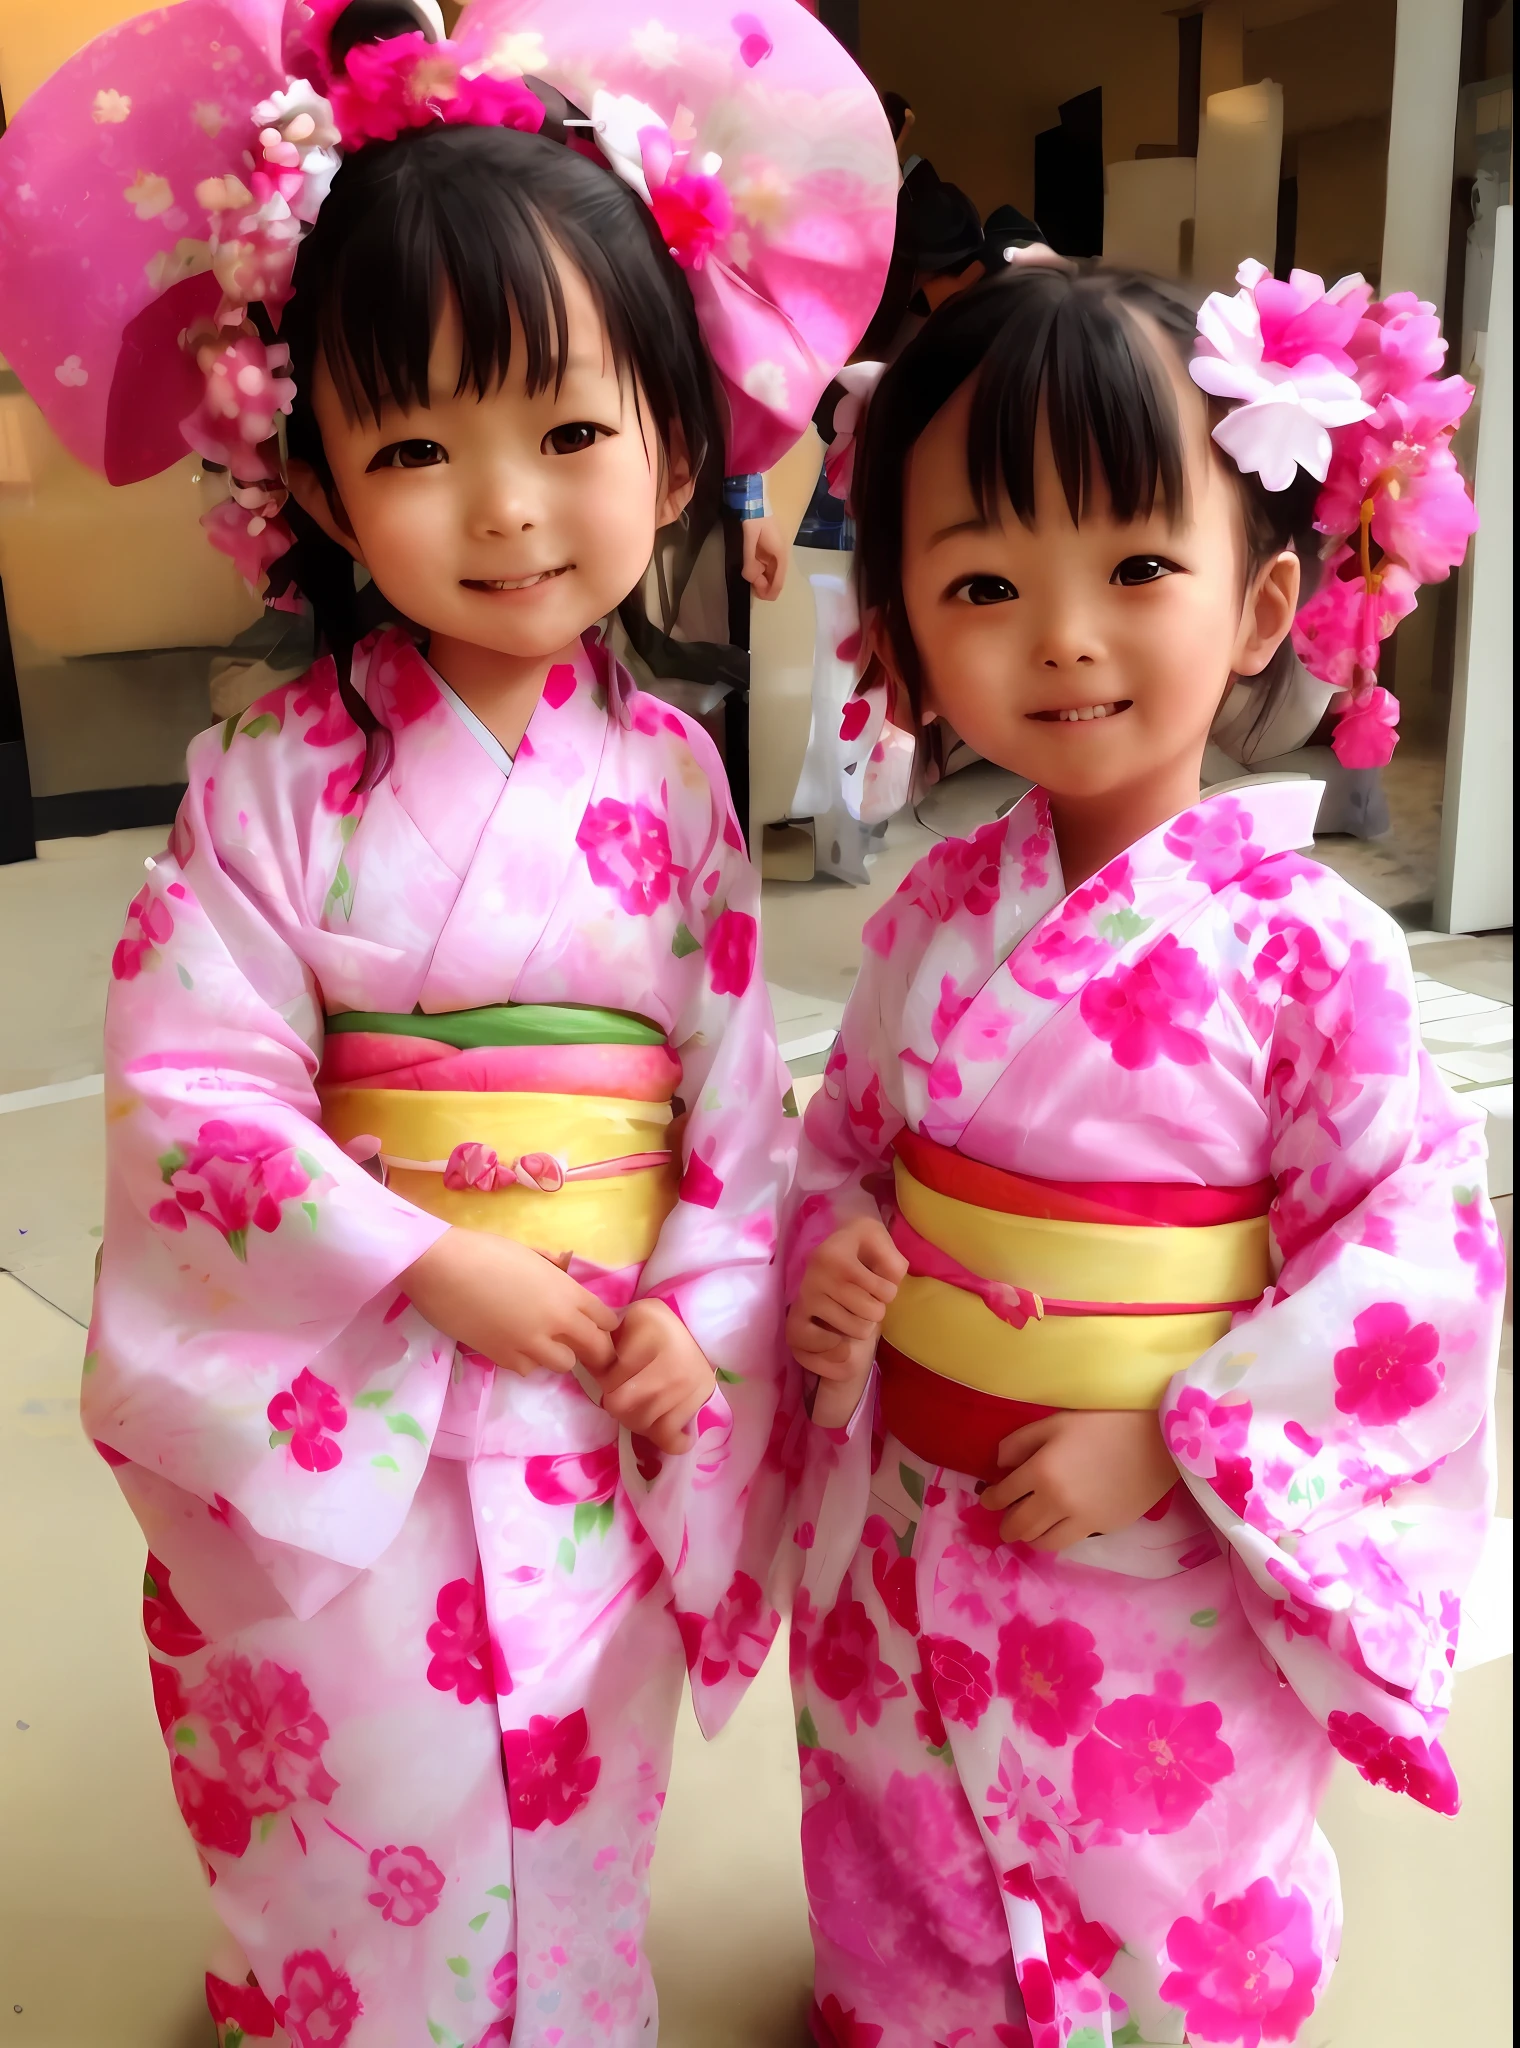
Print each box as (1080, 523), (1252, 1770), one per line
(349, 493), (456, 609)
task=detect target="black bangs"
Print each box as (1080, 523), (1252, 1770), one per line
(852, 260), (1322, 742)
(276, 122), (725, 791)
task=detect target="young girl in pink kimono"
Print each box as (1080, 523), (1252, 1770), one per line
(0, 4), (896, 2043)
(785, 260), (1501, 2047)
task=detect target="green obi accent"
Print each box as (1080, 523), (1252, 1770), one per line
(324, 1003), (667, 1049)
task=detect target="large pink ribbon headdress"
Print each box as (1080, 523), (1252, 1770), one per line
(0, 0), (897, 598)
(1191, 258), (1478, 769)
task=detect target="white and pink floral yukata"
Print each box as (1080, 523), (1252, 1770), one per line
(787, 781), (1503, 2048)
(86, 628), (798, 2048)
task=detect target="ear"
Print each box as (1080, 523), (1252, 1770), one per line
(655, 437), (696, 531)
(285, 459), (367, 565)
(1232, 548), (1301, 677)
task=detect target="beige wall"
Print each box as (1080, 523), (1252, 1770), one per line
(0, 0), (151, 113)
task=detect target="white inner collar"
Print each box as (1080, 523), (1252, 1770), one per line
(425, 659), (515, 778)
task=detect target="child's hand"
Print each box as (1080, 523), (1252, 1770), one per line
(980, 1410), (1177, 1551)
(786, 1216), (908, 1426)
(401, 1227), (619, 1378)
(594, 1297), (716, 1454)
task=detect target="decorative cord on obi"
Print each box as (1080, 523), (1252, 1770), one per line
(340, 1134), (671, 1194)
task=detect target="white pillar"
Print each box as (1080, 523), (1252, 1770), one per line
(1380, 0), (1465, 301)
(1434, 205), (1513, 935)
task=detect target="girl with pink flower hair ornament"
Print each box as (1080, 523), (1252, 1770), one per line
(0, 2), (897, 2042)
(783, 258), (1501, 2048)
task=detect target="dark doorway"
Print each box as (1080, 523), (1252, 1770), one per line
(1034, 89), (1104, 257)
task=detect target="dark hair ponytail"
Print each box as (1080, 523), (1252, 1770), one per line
(279, 40), (726, 791)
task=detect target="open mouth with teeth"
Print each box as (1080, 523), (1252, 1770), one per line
(1029, 700), (1133, 723)
(461, 567), (570, 593)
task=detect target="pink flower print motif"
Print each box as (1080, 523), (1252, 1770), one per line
(112, 886), (175, 980)
(1326, 1709), (1459, 1814)
(808, 1578), (907, 1734)
(541, 662), (577, 710)
(150, 1657), (190, 1735)
(865, 1518), (920, 1634)
(576, 796), (680, 915)
(917, 1635), (994, 1732)
(292, 665), (352, 751)
(911, 1652), (948, 1750)
(487, 1948), (518, 2010)
(426, 1569), (499, 1704)
(810, 1995), (884, 2048)
(267, 1370), (348, 1473)
(1070, 1686), (1236, 1834)
(705, 907), (757, 997)
(171, 1754), (254, 1858)
(1165, 798), (1266, 892)
(274, 1949), (362, 2048)
(501, 1710), (601, 1830)
(369, 639), (441, 729)
(903, 823), (1004, 923)
(847, 1071), (888, 1148)
(1253, 918), (1336, 1005)
(524, 1441), (620, 1506)
(931, 975), (972, 1047)
(1160, 1879), (1323, 2047)
(151, 1118), (313, 1259)
(733, 11), (774, 67)
(1018, 825), (1051, 892)
(191, 1653), (339, 1815)
(1164, 1389), (1252, 1479)
(687, 1571), (775, 1690)
(995, 1611), (1103, 1747)
(319, 757), (364, 818)
(1312, 943), (1411, 1076)
(1002, 1865), (1122, 1983)
(143, 1554), (208, 1657)
(366, 1842), (445, 1926)
(679, 1150), (724, 1208)
(1333, 1302), (1444, 1426)
(1079, 935), (1214, 1070)
(206, 1971), (280, 2038)
(1454, 1191), (1508, 1300)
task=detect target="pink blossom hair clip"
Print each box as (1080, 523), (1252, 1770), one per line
(1190, 259), (1478, 768)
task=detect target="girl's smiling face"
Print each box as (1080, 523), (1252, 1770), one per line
(897, 320), (1300, 809)
(292, 247), (692, 665)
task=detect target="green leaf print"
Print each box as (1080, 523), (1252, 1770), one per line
(927, 1740), (953, 1766)
(898, 1462), (926, 1510)
(221, 715), (240, 752)
(796, 1707), (820, 1750)
(173, 1725), (197, 1750)
(715, 1366), (742, 1385)
(226, 1229), (248, 1264)
(1112, 2024), (1144, 2045)
(224, 2028), (246, 2048)
(1190, 1608), (1219, 1628)
(468, 1912), (490, 1932)
(671, 922), (701, 959)
(269, 1429), (294, 1450)
(1455, 1184), (1478, 1206)
(143, 1568), (159, 1599)
(176, 963), (193, 991)
(238, 712), (280, 740)
(157, 1145), (186, 1183)
(325, 860), (355, 923)
(371, 1455), (401, 1472)
(300, 1202), (319, 1230)
(781, 1086), (799, 1119)
(894, 1520), (918, 1561)
(82, 1351), (100, 1376)
(573, 1500), (615, 1544)
(296, 1151), (325, 1180)
(1068, 2030), (1107, 2048)
(1097, 905), (1150, 945)
(259, 1814), (277, 1842)
(386, 1413), (428, 1443)
(486, 1884), (512, 1901)
(427, 2024), (463, 2048)
(445, 1957), (470, 1978)
(557, 1537), (577, 1574)
(354, 1389), (394, 1409)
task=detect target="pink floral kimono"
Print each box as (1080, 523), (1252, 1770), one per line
(787, 782), (1502, 2048)
(87, 629), (797, 2048)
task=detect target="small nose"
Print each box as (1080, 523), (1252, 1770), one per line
(471, 460), (539, 538)
(1029, 596), (1104, 670)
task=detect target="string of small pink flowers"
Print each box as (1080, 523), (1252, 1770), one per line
(1191, 259), (1478, 769)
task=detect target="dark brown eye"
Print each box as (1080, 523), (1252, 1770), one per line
(1113, 555), (1178, 586)
(368, 439), (446, 471)
(951, 574), (1019, 605)
(544, 421), (606, 456)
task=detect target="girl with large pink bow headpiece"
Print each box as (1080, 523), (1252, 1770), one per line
(0, 4), (896, 2041)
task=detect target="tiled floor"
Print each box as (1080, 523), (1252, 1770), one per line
(0, 799), (1511, 2047)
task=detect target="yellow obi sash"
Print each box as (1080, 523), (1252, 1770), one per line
(880, 1132), (1273, 1412)
(318, 1004), (681, 1271)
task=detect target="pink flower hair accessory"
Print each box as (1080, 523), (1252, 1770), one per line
(1193, 259), (1478, 769)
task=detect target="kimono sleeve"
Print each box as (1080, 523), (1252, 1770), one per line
(1161, 887), (1504, 1811)
(86, 716), (452, 1620)
(618, 721), (800, 1734)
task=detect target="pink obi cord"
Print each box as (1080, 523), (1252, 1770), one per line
(886, 1214), (1259, 1325)
(342, 1135), (670, 1194)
